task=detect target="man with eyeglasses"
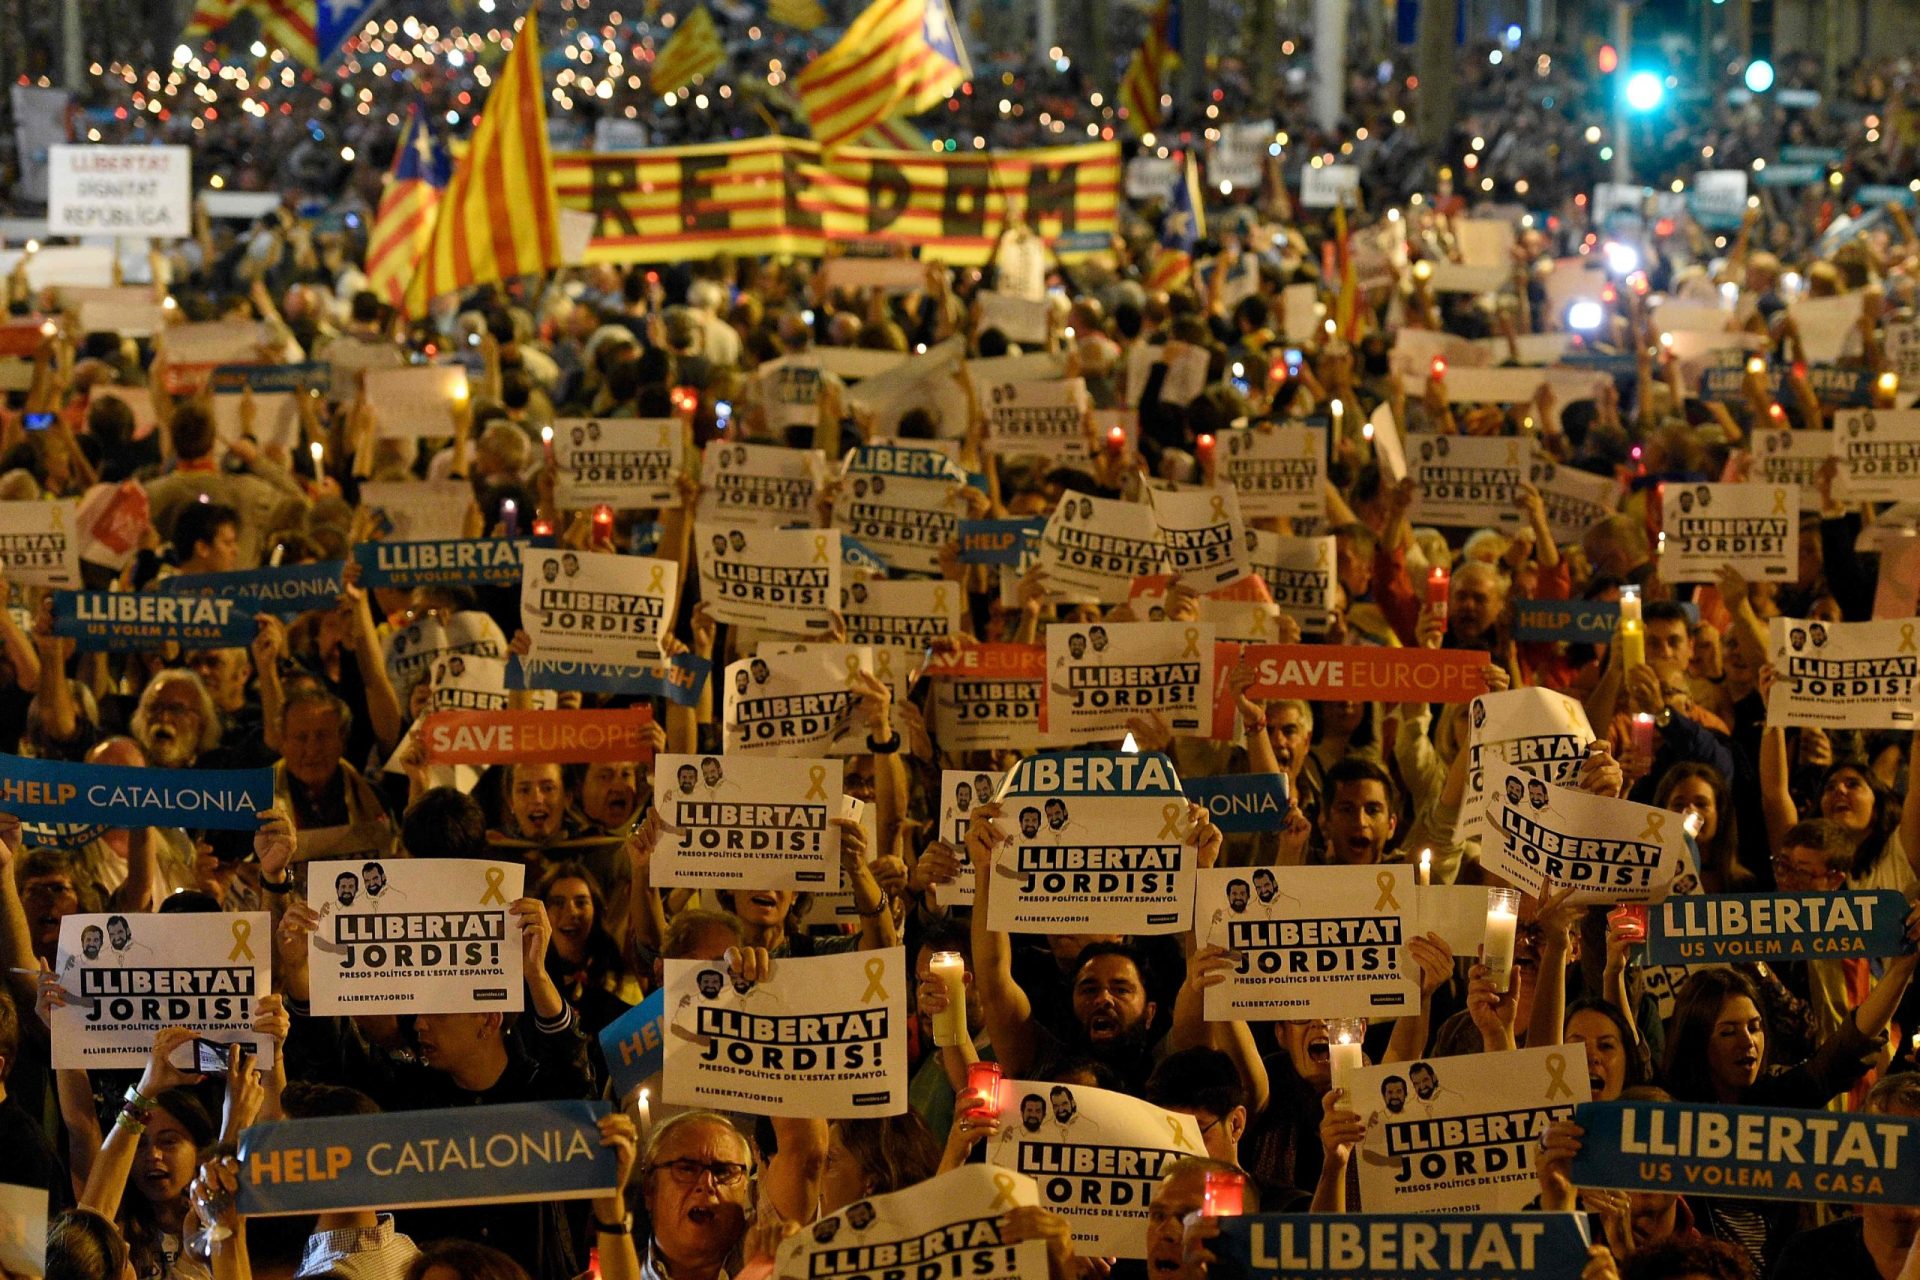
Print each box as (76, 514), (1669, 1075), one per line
(638, 1110), (756, 1280)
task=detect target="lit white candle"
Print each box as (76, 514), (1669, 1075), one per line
(1617, 584), (1642, 626)
(1417, 848), (1432, 887)
(1484, 888), (1521, 994)
(1326, 1018), (1366, 1092)
(1330, 398), (1344, 437)
(929, 950), (967, 1048)
(636, 1086), (651, 1135)
(308, 440), (325, 482)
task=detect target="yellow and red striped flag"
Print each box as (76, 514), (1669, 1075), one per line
(1120, 0), (1180, 136)
(405, 11), (563, 316)
(859, 116), (931, 151)
(365, 104), (451, 311)
(768, 0), (827, 28)
(651, 6), (724, 94)
(794, 0), (970, 152)
(182, 0), (243, 42)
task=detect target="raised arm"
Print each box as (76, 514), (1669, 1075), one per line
(966, 804), (1037, 1077)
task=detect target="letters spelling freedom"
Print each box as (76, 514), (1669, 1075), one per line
(555, 139), (1118, 266)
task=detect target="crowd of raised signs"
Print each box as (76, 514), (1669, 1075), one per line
(7, 27), (1920, 1280)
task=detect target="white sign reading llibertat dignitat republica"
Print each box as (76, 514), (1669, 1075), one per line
(722, 646), (864, 756)
(1480, 759), (1690, 905)
(774, 1165), (1049, 1280)
(1767, 616), (1920, 730)
(551, 417), (684, 510)
(55, 911), (272, 1069)
(1344, 1044), (1589, 1213)
(1195, 865), (1420, 1022)
(305, 858), (525, 1016)
(1043, 620), (1214, 744)
(1459, 687), (1595, 842)
(1038, 492), (1166, 604)
(652, 753), (843, 891)
(698, 525), (841, 634)
(987, 1080), (1204, 1257)
(697, 441), (825, 528)
(520, 547), (678, 665)
(1659, 482), (1797, 583)
(986, 751), (1193, 934)
(661, 947), (906, 1118)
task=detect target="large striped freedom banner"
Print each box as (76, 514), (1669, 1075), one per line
(554, 138), (1119, 265)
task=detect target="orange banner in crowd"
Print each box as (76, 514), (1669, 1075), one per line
(1239, 644), (1491, 703)
(553, 138), (1119, 265)
(421, 708), (656, 765)
(922, 643), (1046, 681)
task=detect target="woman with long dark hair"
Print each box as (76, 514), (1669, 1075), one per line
(1652, 763), (1755, 894)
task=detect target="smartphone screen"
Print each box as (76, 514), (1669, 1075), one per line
(22, 413), (52, 431)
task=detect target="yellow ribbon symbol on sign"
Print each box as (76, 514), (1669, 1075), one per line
(1902, 624), (1916, 654)
(1506, 441), (1521, 467)
(50, 506), (62, 532)
(806, 765), (827, 800)
(1316, 541), (1331, 567)
(1249, 609), (1269, 638)
(480, 867), (507, 905)
(1158, 803), (1184, 839)
(1374, 871), (1400, 912)
(862, 956), (889, 1003)
(1544, 1052), (1574, 1100)
(875, 650), (894, 680)
(1638, 812), (1666, 842)
(1208, 495), (1227, 523)
(846, 655), (862, 679)
(228, 919), (254, 962)
(1772, 488), (1788, 515)
(812, 535), (830, 564)
(1181, 627), (1200, 658)
(933, 585), (949, 615)
(990, 1172), (1019, 1210)
(646, 564), (665, 594)
(1168, 1114), (1197, 1152)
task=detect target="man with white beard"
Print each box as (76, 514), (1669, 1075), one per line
(129, 669), (223, 771)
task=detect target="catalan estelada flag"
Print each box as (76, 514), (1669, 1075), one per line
(651, 6), (725, 94)
(405, 9), (562, 316)
(1120, 0), (1180, 137)
(794, 0), (970, 151)
(365, 104), (451, 311)
(1145, 150), (1205, 292)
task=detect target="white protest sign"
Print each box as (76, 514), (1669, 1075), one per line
(1756, 429), (1833, 508)
(1195, 865), (1420, 1022)
(833, 473), (965, 574)
(47, 145), (190, 238)
(360, 480), (473, 541)
(1157, 345), (1210, 407)
(0, 1184), (45, 1278)
(1146, 484), (1251, 591)
(1787, 292), (1862, 365)
(662, 947), (906, 1118)
(1888, 322), (1920, 404)
(1442, 367), (1546, 404)
(1125, 155), (1179, 201)
(987, 379), (1088, 455)
(521, 548), (678, 665)
(1524, 457), (1619, 544)
(1691, 170), (1749, 227)
(847, 339), (972, 437)
(1461, 688), (1595, 842)
(364, 365), (468, 438)
(928, 645), (1043, 754)
(1659, 482), (1797, 583)
(698, 525), (841, 634)
(1128, 582), (1283, 643)
(305, 859), (524, 1016)
(933, 767), (1006, 910)
(978, 291), (1051, 346)
(1409, 435), (1525, 529)
(1281, 283), (1320, 344)
(1245, 531), (1337, 635)
(969, 352), (1066, 386)
(1220, 424), (1323, 521)
(1346, 1044), (1588, 1212)
(427, 653), (553, 713)
(1835, 409), (1920, 503)
(697, 441), (825, 528)
(841, 578), (963, 647)
(198, 190), (283, 219)
(1427, 263), (1508, 295)
(987, 750), (1193, 934)
(1209, 120), (1273, 190)
(54, 911), (272, 1069)
(0, 498), (80, 588)
(652, 753), (842, 891)
(1038, 493), (1165, 604)
(1481, 760), (1690, 904)
(552, 417), (684, 510)
(157, 320), (265, 379)
(723, 645), (864, 756)
(210, 379), (301, 454)
(773, 1165), (1047, 1280)
(987, 1081), (1203, 1256)
(1368, 402), (1407, 482)
(1300, 163), (1359, 209)
(1767, 616), (1919, 730)
(755, 353), (832, 432)
(819, 256), (927, 294)
(1043, 620), (1214, 745)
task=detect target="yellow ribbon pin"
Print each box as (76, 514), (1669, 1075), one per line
(990, 1172), (1019, 1210)
(812, 535), (830, 565)
(1208, 495), (1227, 523)
(1544, 1052), (1574, 1100)
(1771, 488), (1788, 515)
(1374, 871), (1400, 912)
(646, 564), (665, 595)
(1158, 803), (1184, 839)
(861, 956), (889, 1003)
(1168, 1114), (1197, 1152)
(1901, 624), (1916, 654)
(480, 867), (507, 906)
(1181, 627), (1200, 658)
(1638, 812), (1666, 842)
(228, 919), (254, 962)
(806, 765), (827, 800)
